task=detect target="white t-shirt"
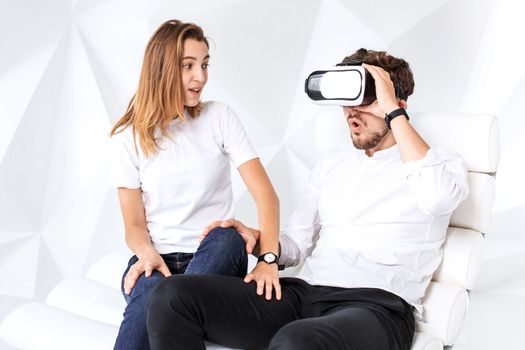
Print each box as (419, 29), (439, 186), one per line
(109, 101), (258, 254)
(279, 144), (469, 314)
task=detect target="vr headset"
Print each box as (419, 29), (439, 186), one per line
(304, 60), (375, 106)
(304, 60), (407, 106)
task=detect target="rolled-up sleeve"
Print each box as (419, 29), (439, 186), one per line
(279, 159), (323, 267)
(403, 147), (469, 216)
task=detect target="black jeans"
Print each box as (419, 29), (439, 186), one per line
(147, 275), (415, 350)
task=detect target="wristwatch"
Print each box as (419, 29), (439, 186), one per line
(258, 252), (279, 265)
(257, 252), (285, 270)
(385, 108), (409, 129)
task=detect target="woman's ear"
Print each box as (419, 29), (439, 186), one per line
(398, 99), (408, 109)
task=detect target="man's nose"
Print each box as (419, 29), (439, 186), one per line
(344, 106), (359, 116)
(344, 105), (359, 112)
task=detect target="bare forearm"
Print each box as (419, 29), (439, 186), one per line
(362, 64), (430, 163)
(237, 159), (280, 256)
(125, 225), (156, 258)
(255, 191), (280, 255)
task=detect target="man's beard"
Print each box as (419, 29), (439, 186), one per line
(351, 125), (389, 150)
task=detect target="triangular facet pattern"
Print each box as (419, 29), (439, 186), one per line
(1, 1), (524, 348)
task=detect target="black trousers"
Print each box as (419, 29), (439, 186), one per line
(147, 275), (415, 350)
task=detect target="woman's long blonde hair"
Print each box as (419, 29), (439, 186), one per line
(110, 19), (209, 157)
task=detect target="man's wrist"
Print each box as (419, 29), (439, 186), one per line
(385, 108), (409, 129)
(385, 104), (400, 116)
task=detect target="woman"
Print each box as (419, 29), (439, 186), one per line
(109, 19), (280, 350)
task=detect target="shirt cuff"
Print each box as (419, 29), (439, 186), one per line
(233, 152), (259, 168)
(109, 174), (141, 189)
(279, 234), (299, 268)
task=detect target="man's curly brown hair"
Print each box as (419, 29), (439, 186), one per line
(342, 48), (414, 101)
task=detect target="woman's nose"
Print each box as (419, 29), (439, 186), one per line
(193, 67), (205, 82)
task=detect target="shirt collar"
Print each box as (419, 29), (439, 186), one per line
(357, 144), (400, 162)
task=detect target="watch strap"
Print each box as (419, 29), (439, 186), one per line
(385, 108), (409, 129)
(257, 252), (284, 270)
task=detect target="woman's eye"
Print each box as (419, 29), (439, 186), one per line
(182, 63), (192, 69)
(202, 63), (209, 69)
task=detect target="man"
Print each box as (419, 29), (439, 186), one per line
(146, 48), (469, 350)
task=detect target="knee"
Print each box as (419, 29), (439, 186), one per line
(204, 227), (245, 253)
(190, 227), (247, 276)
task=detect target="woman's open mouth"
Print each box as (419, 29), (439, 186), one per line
(188, 87), (201, 96)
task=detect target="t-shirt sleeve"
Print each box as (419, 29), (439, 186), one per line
(219, 105), (258, 167)
(108, 129), (141, 189)
(280, 155), (326, 267)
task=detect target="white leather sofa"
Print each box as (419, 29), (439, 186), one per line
(0, 112), (499, 349)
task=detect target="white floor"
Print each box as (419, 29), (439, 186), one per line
(1, 231), (524, 350)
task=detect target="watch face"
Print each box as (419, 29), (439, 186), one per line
(264, 254), (276, 263)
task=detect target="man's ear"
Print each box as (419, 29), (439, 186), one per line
(398, 99), (408, 109)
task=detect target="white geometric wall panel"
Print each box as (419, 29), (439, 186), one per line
(1, 0), (524, 349)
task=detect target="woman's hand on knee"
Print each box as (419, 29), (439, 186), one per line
(124, 249), (171, 295)
(200, 219), (260, 254)
(244, 263), (282, 301)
